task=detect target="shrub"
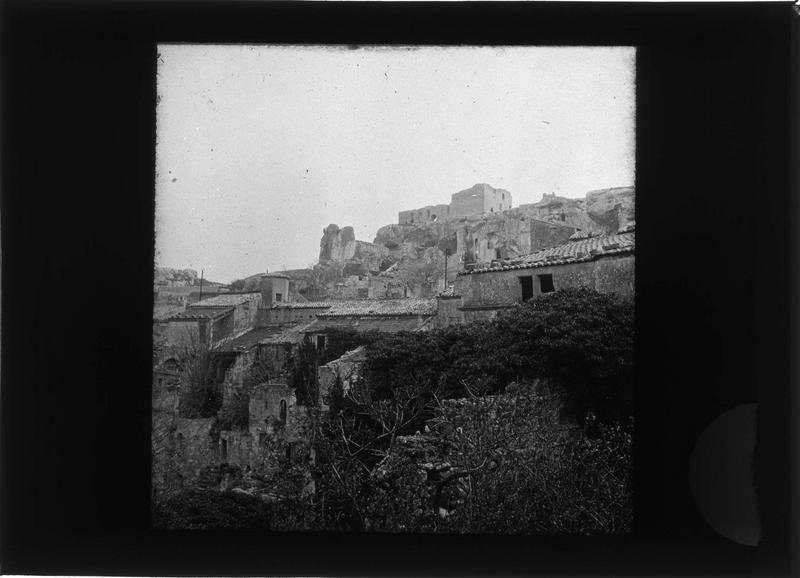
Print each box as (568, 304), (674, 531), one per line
(153, 489), (271, 530)
(216, 389), (250, 430)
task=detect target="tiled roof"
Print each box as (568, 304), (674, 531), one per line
(325, 346), (368, 366)
(461, 232), (635, 275)
(318, 298), (437, 317)
(153, 304), (186, 321)
(168, 307), (233, 321)
(272, 301), (335, 310)
(215, 323), (313, 352)
(302, 316), (430, 334)
(189, 292), (260, 308)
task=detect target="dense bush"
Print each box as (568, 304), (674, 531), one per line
(153, 489), (272, 530)
(215, 388), (249, 430)
(177, 344), (223, 419)
(160, 288), (634, 533)
(362, 287), (633, 425)
(491, 287), (634, 422)
(289, 328), (379, 406)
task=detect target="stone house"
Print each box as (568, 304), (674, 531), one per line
(301, 298), (438, 348)
(160, 292), (262, 348)
(453, 230), (635, 323)
(212, 322), (312, 402)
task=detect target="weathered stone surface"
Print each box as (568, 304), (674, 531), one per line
(155, 267), (200, 286)
(585, 187), (635, 233)
(319, 224), (357, 263)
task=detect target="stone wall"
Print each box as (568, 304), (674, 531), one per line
(455, 254), (635, 310)
(455, 213), (578, 265)
(450, 183), (512, 218)
(317, 347), (366, 408)
(382, 386), (575, 519)
(433, 296), (463, 329)
(249, 382), (296, 438)
(210, 311), (235, 343)
(399, 203), (451, 225)
(162, 319), (207, 348)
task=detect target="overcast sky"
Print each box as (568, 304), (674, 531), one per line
(156, 45), (635, 284)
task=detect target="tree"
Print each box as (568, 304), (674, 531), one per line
(172, 329), (223, 418)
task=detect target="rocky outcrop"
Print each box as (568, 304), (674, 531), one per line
(319, 224), (356, 263)
(155, 267), (200, 286)
(585, 187), (635, 233)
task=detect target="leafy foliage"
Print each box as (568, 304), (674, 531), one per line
(153, 489), (272, 530)
(492, 287), (634, 422)
(157, 288), (634, 534)
(216, 389), (250, 430)
(288, 328), (379, 406)
(176, 337), (223, 419)
(362, 287), (633, 424)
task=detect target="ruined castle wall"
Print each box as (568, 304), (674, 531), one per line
(482, 187), (511, 214)
(450, 189), (486, 218)
(399, 204), (451, 225)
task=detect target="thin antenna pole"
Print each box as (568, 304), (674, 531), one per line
(198, 269), (204, 302)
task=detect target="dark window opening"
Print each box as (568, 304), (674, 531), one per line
(495, 248), (502, 259)
(280, 399), (287, 424)
(538, 274), (555, 293)
(221, 439), (228, 462)
(560, 213), (566, 222)
(275, 293), (283, 302)
(490, 207), (494, 212)
(259, 433), (267, 447)
(317, 334), (326, 350)
(519, 276), (534, 302)
(264, 400), (269, 409)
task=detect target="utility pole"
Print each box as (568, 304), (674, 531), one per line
(198, 269), (204, 302)
(444, 249), (448, 289)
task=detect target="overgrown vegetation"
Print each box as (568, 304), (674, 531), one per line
(288, 328), (379, 406)
(176, 336), (223, 419)
(158, 288), (634, 534)
(215, 388), (250, 430)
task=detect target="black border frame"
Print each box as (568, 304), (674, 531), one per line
(1, 1), (795, 575)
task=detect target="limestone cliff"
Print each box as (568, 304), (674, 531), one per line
(319, 224), (357, 263)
